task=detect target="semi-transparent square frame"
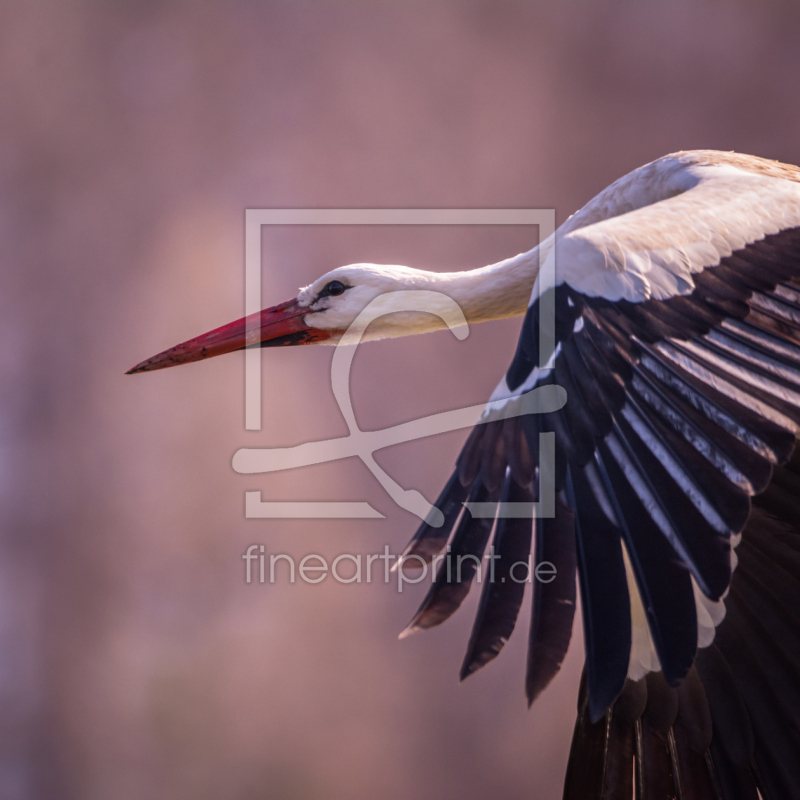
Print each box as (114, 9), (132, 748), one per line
(243, 209), (556, 519)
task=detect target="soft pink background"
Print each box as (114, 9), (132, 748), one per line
(2, 3), (800, 798)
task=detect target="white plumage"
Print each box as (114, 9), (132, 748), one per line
(555, 153), (800, 302)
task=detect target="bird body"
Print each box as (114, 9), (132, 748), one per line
(130, 150), (800, 799)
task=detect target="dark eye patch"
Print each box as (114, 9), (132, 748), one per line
(318, 280), (347, 299)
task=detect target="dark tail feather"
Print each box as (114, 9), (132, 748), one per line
(562, 504), (800, 798)
(564, 669), (718, 799)
(562, 673), (617, 800)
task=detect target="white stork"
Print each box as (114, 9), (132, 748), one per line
(129, 151), (800, 799)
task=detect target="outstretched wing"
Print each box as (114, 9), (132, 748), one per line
(397, 152), (800, 726)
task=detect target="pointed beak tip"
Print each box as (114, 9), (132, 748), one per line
(125, 344), (197, 373)
(125, 355), (172, 375)
(126, 296), (329, 377)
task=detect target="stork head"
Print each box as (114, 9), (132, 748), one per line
(125, 263), (456, 374)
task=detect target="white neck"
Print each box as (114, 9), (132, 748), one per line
(302, 246), (542, 342)
(436, 247), (541, 324)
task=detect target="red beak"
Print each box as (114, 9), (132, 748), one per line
(126, 298), (331, 374)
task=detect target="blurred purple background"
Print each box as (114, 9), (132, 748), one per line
(2, 2), (800, 798)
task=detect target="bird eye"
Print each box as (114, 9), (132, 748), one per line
(323, 280), (346, 297)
